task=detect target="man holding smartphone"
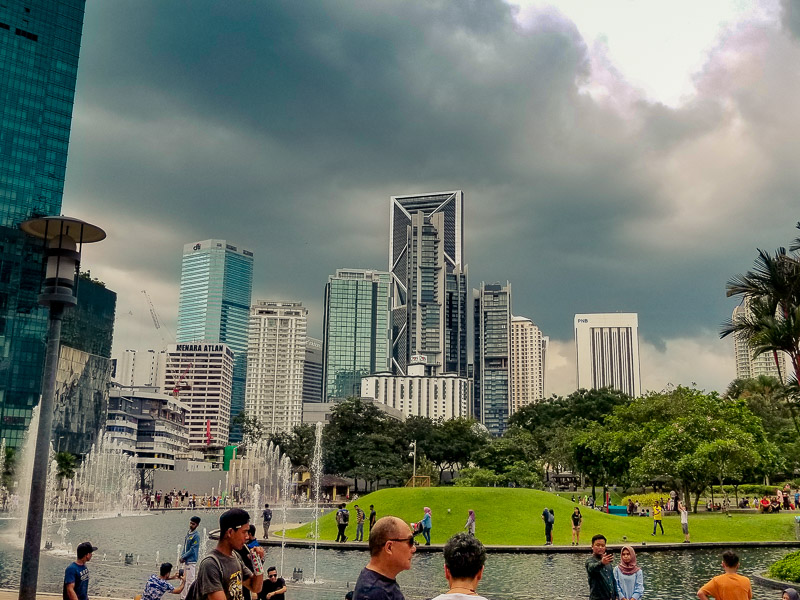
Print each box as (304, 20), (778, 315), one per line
(142, 563), (186, 600)
(586, 534), (618, 600)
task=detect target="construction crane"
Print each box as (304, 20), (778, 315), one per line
(141, 289), (161, 331)
(171, 362), (193, 398)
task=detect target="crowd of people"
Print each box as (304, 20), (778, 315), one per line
(62, 503), (796, 600)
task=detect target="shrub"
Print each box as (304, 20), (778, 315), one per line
(768, 550), (800, 582)
(620, 492), (668, 508)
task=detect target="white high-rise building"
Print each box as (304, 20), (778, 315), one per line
(732, 301), (787, 381)
(245, 301), (307, 434)
(164, 343), (234, 450)
(115, 349), (167, 390)
(510, 316), (548, 411)
(575, 313), (641, 397)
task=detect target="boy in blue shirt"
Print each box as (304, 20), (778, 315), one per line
(64, 541), (96, 600)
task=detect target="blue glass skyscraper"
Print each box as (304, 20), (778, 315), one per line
(0, 0), (86, 447)
(177, 240), (253, 442)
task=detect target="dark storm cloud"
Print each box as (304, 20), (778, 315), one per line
(61, 0), (800, 388)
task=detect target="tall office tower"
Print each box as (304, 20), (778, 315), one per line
(574, 313), (641, 397)
(164, 343), (234, 450)
(732, 300), (787, 381)
(510, 315), (548, 411)
(473, 282), (512, 436)
(116, 349), (167, 389)
(0, 0), (87, 447)
(389, 191), (467, 376)
(322, 269), (391, 401)
(177, 240), (253, 442)
(303, 337), (323, 403)
(245, 301), (307, 434)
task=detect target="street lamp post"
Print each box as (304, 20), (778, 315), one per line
(409, 441), (417, 487)
(18, 217), (105, 600)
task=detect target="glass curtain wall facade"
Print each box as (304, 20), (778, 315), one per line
(0, 0), (86, 447)
(322, 269), (391, 401)
(389, 191), (466, 376)
(177, 240), (253, 442)
(474, 282), (512, 436)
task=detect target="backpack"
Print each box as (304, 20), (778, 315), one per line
(184, 553), (239, 600)
(335, 510), (343, 524)
(546, 511), (554, 525)
(341, 509), (350, 525)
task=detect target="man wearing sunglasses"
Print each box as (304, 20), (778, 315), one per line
(258, 567), (286, 600)
(353, 516), (416, 600)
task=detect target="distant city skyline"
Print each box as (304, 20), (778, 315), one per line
(68, 2), (800, 397)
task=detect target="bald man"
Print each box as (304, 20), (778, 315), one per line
(353, 516), (416, 600)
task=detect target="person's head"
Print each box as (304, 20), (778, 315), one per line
(76, 542), (97, 562)
(265, 503), (270, 509)
(591, 534), (607, 556)
(443, 533), (486, 582)
(722, 551), (740, 570)
(340, 503), (346, 509)
(367, 516), (416, 574)
(267, 566), (278, 581)
(783, 589), (800, 600)
(621, 546), (636, 565)
(160, 563), (173, 577)
(219, 508), (251, 550)
(190, 516), (201, 531)
(424, 507), (431, 515)
(370, 505), (374, 510)
(247, 524), (257, 540)
(573, 507), (580, 515)
(355, 504), (359, 510)
(345, 592), (354, 600)
(549, 508), (554, 515)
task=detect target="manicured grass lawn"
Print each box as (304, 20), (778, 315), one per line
(283, 487), (797, 545)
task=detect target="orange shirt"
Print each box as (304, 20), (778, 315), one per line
(700, 573), (752, 600)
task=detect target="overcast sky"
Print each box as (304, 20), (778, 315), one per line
(63, 0), (800, 396)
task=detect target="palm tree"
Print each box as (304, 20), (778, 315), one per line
(722, 246), (800, 435)
(55, 452), (76, 490)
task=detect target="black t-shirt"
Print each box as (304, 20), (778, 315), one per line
(572, 512), (582, 526)
(353, 567), (404, 600)
(262, 509), (272, 522)
(258, 577), (285, 600)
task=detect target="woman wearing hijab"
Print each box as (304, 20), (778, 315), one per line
(420, 507), (432, 545)
(783, 589), (800, 600)
(614, 545), (644, 600)
(465, 509), (476, 536)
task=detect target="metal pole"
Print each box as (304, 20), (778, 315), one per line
(412, 441), (416, 487)
(19, 303), (64, 600)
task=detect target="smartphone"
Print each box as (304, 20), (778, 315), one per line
(178, 569), (184, 577)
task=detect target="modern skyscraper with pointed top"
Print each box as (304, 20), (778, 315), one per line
(177, 240), (254, 441)
(389, 191), (467, 377)
(0, 0), (87, 447)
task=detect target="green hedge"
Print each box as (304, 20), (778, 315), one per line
(768, 550), (800, 583)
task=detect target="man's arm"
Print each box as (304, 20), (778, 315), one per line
(65, 582), (78, 600)
(264, 582), (287, 599)
(697, 580), (716, 600)
(171, 575), (186, 595)
(243, 572), (263, 594)
(180, 534), (198, 562)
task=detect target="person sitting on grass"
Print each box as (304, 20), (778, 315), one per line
(759, 497), (770, 513)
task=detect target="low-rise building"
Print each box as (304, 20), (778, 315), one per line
(107, 384), (190, 470)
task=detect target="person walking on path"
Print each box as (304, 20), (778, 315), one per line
(262, 504), (272, 539)
(679, 501), (691, 543)
(193, 508), (264, 600)
(697, 551), (752, 600)
(336, 503), (350, 543)
(355, 505), (366, 542)
(179, 516), (201, 600)
(571, 507), (583, 546)
(142, 563), (186, 600)
(64, 541), (97, 600)
(586, 534), (617, 600)
(613, 546), (644, 600)
(651, 501), (664, 536)
(464, 510), (476, 536)
(430, 533), (489, 600)
(369, 505), (377, 534)
(420, 507), (432, 546)
(542, 508), (554, 545)
(353, 516), (416, 600)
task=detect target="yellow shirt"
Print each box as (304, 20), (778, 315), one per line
(653, 505), (662, 520)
